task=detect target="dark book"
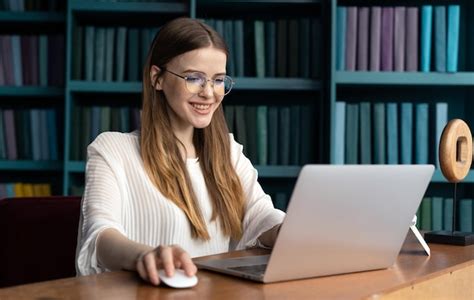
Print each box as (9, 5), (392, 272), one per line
(20, 36), (31, 85)
(264, 20), (276, 77)
(289, 106), (300, 165)
(224, 20), (235, 77)
(244, 20), (256, 77)
(288, 19), (299, 77)
(245, 106), (258, 163)
(356, 7), (369, 71)
(299, 104), (314, 165)
(73, 26), (84, 80)
(405, 7), (419, 71)
(310, 18), (322, 78)
(254, 20), (265, 78)
(345, 103), (359, 164)
(234, 106), (247, 156)
(94, 27), (106, 82)
(85, 26), (95, 81)
(105, 27), (115, 82)
(298, 18), (310, 78)
(279, 107), (290, 165)
(234, 20), (245, 77)
(256, 106), (268, 165)
(115, 27), (127, 82)
(38, 35), (48, 86)
(4, 109), (17, 160)
(267, 106), (279, 165)
(127, 28), (140, 81)
(224, 105), (235, 134)
(276, 19), (288, 77)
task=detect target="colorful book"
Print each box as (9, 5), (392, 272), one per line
(256, 106), (268, 165)
(421, 6), (433, 72)
(345, 103), (359, 164)
(435, 103), (448, 169)
(356, 7), (369, 71)
(369, 6), (381, 71)
(415, 103), (429, 164)
(447, 5), (460, 73)
(432, 197), (444, 231)
(267, 106), (279, 165)
(345, 7), (357, 71)
(401, 103), (413, 164)
(393, 7), (406, 71)
(359, 102), (371, 164)
(334, 102), (346, 164)
(373, 103), (386, 164)
(405, 7), (419, 71)
(386, 103), (399, 164)
(381, 7), (394, 71)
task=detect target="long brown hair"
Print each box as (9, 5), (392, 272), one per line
(141, 17), (245, 240)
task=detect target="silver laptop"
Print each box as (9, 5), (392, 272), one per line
(196, 165), (434, 283)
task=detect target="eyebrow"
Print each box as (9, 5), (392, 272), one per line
(182, 69), (227, 76)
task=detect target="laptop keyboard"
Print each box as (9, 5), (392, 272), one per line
(228, 264), (267, 276)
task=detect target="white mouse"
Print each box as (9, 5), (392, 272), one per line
(158, 269), (198, 288)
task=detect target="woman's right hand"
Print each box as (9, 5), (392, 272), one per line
(135, 244), (197, 286)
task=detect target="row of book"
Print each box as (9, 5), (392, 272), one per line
(0, 0), (63, 11)
(0, 35), (65, 87)
(0, 108), (59, 161)
(71, 106), (140, 160)
(416, 197), (473, 233)
(225, 105), (315, 166)
(74, 26), (159, 82)
(334, 101), (448, 167)
(203, 18), (321, 78)
(0, 183), (53, 199)
(337, 5), (460, 72)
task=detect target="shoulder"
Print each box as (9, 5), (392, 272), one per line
(228, 133), (243, 162)
(88, 131), (140, 159)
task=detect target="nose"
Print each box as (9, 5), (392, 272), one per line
(199, 79), (214, 98)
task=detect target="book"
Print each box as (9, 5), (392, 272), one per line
(127, 28), (139, 81)
(381, 7), (394, 71)
(279, 107), (290, 165)
(405, 7), (419, 71)
(431, 197), (444, 231)
(434, 103), (448, 169)
(224, 20), (235, 76)
(254, 20), (265, 78)
(289, 106), (300, 165)
(85, 26), (95, 81)
(434, 6), (447, 72)
(415, 103), (429, 164)
(38, 35), (48, 86)
(288, 19), (299, 77)
(115, 27), (127, 82)
(447, 5), (460, 73)
(373, 103), (386, 164)
(264, 20), (276, 77)
(421, 197), (432, 230)
(3, 109), (17, 160)
(345, 7), (357, 71)
(386, 103), (399, 164)
(369, 6), (381, 71)
(459, 199), (473, 232)
(234, 20), (245, 77)
(334, 102), (346, 164)
(234, 106), (247, 156)
(443, 198), (453, 231)
(356, 7), (369, 71)
(299, 105), (314, 165)
(267, 106), (279, 165)
(276, 19), (288, 77)
(224, 105), (235, 133)
(310, 18), (322, 79)
(400, 103), (413, 164)
(245, 106), (258, 163)
(299, 18), (311, 78)
(104, 27), (115, 82)
(94, 27), (106, 81)
(11, 35), (23, 86)
(393, 7), (406, 71)
(420, 6), (433, 72)
(256, 106), (268, 165)
(345, 103), (359, 164)
(0, 109), (5, 159)
(73, 27), (83, 80)
(336, 6), (346, 71)
(359, 102), (371, 164)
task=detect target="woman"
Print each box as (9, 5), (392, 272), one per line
(76, 17), (285, 286)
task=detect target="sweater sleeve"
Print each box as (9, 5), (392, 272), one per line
(229, 135), (286, 250)
(75, 134), (127, 276)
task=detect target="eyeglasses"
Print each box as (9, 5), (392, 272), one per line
(163, 68), (234, 96)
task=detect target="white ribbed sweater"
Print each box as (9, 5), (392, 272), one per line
(76, 131), (285, 275)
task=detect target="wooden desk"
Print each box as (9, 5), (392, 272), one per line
(1, 232), (472, 300)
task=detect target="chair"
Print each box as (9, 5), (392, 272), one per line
(0, 196), (81, 287)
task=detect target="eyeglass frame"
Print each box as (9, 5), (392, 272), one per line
(160, 68), (235, 96)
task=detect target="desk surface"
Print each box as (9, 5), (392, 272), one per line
(1, 231), (473, 300)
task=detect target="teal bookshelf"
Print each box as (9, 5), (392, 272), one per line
(69, 1), (189, 14)
(0, 12), (65, 23)
(0, 87), (63, 97)
(0, 160), (62, 171)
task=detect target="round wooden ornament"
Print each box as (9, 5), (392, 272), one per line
(439, 119), (473, 183)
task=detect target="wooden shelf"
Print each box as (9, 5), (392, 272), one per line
(0, 160), (62, 171)
(0, 12), (65, 23)
(335, 71), (474, 86)
(0, 86), (64, 97)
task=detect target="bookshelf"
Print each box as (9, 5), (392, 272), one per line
(329, 0), (474, 232)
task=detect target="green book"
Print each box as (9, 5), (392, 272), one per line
(345, 103), (359, 164)
(115, 27), (127, 82)
(373, 103), (386, 164)
(100, 106), (111, 133)
(110, 107), (120, 131)
(459, 199), (473, 233)
(84, 26), (95, 81)
(279, 107), (290, 165)
(359, 102), (371, 164)
(94, 27), (106, 81)
(431, 197), (443, 231)
(421, 197), (432, 231)
(254, 20), (265, 78)
(234, 106), (247, 156)
(105, 27), (115, 82)
(234, 20), (245, 77)
(256, 106), (268, 165)
(39, 35), (48, 86)
(267, 106), (279, 165)
(73, 26), (83, 80)
(245, 106), (258, 163)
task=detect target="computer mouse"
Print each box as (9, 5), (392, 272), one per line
(158, 269), (198, 288)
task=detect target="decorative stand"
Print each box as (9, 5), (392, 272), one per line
(424, 119), (474, 246)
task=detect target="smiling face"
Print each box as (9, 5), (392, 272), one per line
(154, 47), (227, 134)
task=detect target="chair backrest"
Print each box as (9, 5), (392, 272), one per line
(0, 196), (81, 287)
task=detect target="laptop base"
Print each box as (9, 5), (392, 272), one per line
(424, 231), (474, 246)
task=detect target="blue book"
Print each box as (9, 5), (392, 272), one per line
(434, 6), (446, 72)
(386, 103), (398, 164)
(443, 198), (453, 231)
(11, 35), (23, 86)
(30, 109), (41, 161)
(431, 197), (444, 231)
(39, 35), (48, 86)
(459, 199), (472, 233)
(0, 109), (5, 159)
(85, 26), (95, 81)
(46, 109), (58, 160)
(415, 103), (429, 164)
(127, 28), (139, 81)
(334, 102), (346, 164)
(373, 103), (386, 164)
(94, 27), (106, 81)
(345, 103), (359, 164)
(105, 27), (115, 82)
(115, 27), (127, 82)
(447, 5), (460, 73)
(359, 102), (371, 164)
(435, 103), (448, 168)
(336, 7), (346, 71)
(119, 107), (130, 133)
(39, 109), (49, 160)
(401, 103), (413, 164)
(264, 20), (276, 77)
(420, 6), (433, 72)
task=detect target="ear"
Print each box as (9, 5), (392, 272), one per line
(150, 65), (163, 90)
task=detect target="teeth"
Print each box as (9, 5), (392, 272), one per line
(192, 103), (210, 110)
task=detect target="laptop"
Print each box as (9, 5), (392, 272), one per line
(196, 165), (434, 283)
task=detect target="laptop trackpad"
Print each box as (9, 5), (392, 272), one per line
(198, 254), (270, 269)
